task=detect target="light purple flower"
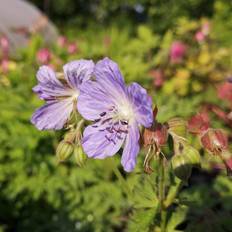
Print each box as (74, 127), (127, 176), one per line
(77, 58), (153, 172)
(31, 59), (94, 130)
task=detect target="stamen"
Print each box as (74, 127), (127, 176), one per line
(94, 118), (101, 123)
(100, 112), (106, 117)
(120, 120), (128, 125)
(101, 117), (112, 125)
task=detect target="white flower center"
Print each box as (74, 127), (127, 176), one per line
(117, 101), (134, 122)
(71, 89), (79, 101)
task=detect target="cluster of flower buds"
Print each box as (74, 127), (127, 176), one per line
(143, 108), (201, 181)
(188, 113), (232, 174)
(56, 119), (87, 167)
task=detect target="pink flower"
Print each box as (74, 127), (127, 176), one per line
(195, 31), (205, 42)
(1, 59), (9, 73)
(188, 113), (210, 135)
(170, 41), (187, 63)
(36, 48), (51, 65)
(67, 42), (78, 54)
(0, 36), (9, 58)
(57, 36), (67, 48)
(202, 22), (210, 35)
(217, 82), (232, 103)
(149, 69), (165, 88)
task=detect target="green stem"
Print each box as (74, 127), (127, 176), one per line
(109, 159), (132, 198)
(159, 156), (166, 232)
(164, 178), (183, 208)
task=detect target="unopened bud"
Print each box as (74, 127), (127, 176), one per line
(201, 129), (228, 154)
(143, 123), (168, 147)
(171, 155), (192, 181)
(173, 138), (201, 167)
(187, 113), (210, 135)
(74, 146), (87, 167)
(168, 118), (187, 137)
(56, 140), (73, 162)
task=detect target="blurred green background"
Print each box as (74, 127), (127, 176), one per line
(0, 0), (232, 231)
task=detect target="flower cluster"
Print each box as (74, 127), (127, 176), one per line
(31, 57), (153, 172)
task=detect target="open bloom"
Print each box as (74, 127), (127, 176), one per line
(31, 59), (94, 130)
(77, 58), (153, 172)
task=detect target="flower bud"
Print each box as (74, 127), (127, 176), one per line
(74, 146), (87, 167)
(201, 129), (228, 154)
(173, 137), (201, 167)
(187, 113), (210, 135)
(168, 118), (187, 137)
(171, 155), (192, 181)
(56, 140), (73, 162)
(143, 123), (168, 147)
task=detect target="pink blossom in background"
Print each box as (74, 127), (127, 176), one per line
(67, 42), (78, 54)
(0, 36), (9, 58)
(217, 82), (232, 103)
(1, 59), (9, 73)
(170, 41), (187, 63)
(36, 48), (51, 65)
(195, 31), (205, 42)
(57, 36), (67, 48)
(202, 22), (210, 35)
(149, 69), (165, 88)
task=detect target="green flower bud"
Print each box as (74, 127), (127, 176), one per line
(184, 146), (201, 167)
(168, 118), (187, 137)
(56, 140), (73, 162)
(171, 155), (192, 182)
(74, 146), (87, 167)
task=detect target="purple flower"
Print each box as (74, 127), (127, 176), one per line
(31, 59), (94, 130)
(77, 58), (153, 172)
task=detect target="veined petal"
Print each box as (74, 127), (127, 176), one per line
(94, 57), (127, 100)
(82, 124), (125, 159)
(63, 59), (94, 89)
(121, 123), (140, 172)
(35, 66), (71, 99)
(31, 98), (73, 130)
(77, 80), (114, 120)
(127, 82), (153, 128)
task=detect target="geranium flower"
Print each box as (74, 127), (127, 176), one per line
(36, 48), (52, 65)
(77, 58), (153, 172)
(31, 60), (94, 130)
(170, 41), (187, 63)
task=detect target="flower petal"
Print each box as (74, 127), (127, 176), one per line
(94, 57), (127, 99)
(121, 123), (140, 172)
(35, 66), (71, 100)
(63, 59), (94, 89)
(127, 82), (153, 128)
(77, 80), (114, 121)
(31, 98), (73, 130)
(82, 124), (125, 159)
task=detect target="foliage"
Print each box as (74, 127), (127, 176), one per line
(1, 3), (232, 231)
